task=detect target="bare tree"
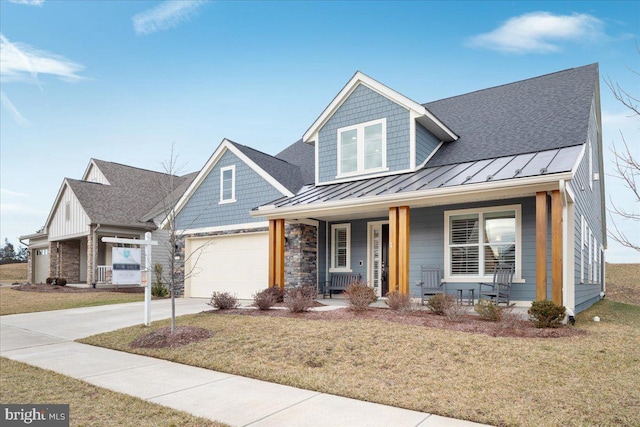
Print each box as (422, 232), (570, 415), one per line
(604, 47), (640, 252)
(154, 144), (214, 331)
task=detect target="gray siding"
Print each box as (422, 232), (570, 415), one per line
(175, 150), (284, 229)
(569, 93), (604, 311)
(415, 123), (440, 166)
(318, 221), (327, 285)
(317, 84), (410, 183)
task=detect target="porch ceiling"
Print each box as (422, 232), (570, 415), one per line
(255, 145), (581, 219)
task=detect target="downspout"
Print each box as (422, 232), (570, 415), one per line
(559, 179), (575, 324)
(92, 224), (101, 288)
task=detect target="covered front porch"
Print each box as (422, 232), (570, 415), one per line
(262, 189), (571, 310)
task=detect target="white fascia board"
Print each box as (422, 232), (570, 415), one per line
(302, 71), (457, 143)
(164, 139), (295, 229)
(43, 179), (71, 231)
(81, 159), (97, 181)
(252, 172), (572, 220)
(174, 221), (270, 235)
(417, 141), (444, 170)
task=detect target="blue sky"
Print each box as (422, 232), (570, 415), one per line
(1, 0), (638, 263)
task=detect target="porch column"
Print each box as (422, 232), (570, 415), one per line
(551, 190), (563, 305)
(536, 192), (548, 300)
(268, 219), (285, 289)
(398, 206), (410, 295)
(388, 207), (399, 293)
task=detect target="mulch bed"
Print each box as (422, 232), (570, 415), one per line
(130, 326), (215, 348)
(210, 306), (586, 339)
(11, 283), (145, 293)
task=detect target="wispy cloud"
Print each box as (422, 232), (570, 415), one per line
(132, 0), (206, 35)
(0, 33), (84, 83)
(1, 91), (30, 126)
(1, 188), (29, 197)
(8, 0), (45, 5)
(467, 12), (604, 54)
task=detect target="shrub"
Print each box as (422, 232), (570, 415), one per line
(284, 285), (316, 313)
(151, 263), (168, 297)
(500, 307), (525, 330)
(385, 291), (413, 311)
(46, 277), (54, 285)
(528, 299), (566, 328)
(263, 286), (285, 303)
(425, 294), (455, 315)
(475, 300), (503, 321)
(208, 291), (239, 310)
(444, 302), (468, 322)
(55, 278), (67, 286)
(252, 288), (278, 310)
(345, 281), (377, 311)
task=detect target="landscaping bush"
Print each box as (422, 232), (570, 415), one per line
(345, 281), (377, 311)
(284, 285), (316, 313)
(528, 299), (566, 328)
(385, 291), (413, 311)
(55, 278), (67, 286)
(475, 300), (503, 321)
(425, 294), (455, 315)
(444, 301), (468, 322)
(46, 277), (54, 285)
(151, 263), (168, 297)
(252, 288), (277, 310)
(208, 291), (239, 310)
(263, 286), (285, 303)
(500, 307), (525, 330)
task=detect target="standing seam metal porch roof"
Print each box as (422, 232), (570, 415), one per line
(257, 145), (582, 210)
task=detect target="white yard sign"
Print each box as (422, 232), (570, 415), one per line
(111, 247), (142, 285)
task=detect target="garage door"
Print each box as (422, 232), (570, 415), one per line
(33, 248), (49, 284)
(186, 232), (269, 299)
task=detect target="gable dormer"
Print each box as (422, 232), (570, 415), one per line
(303, 72), (457, 185)
(82, 159), (110, 185)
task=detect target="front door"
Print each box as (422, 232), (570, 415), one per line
(369, 221), (389, 297)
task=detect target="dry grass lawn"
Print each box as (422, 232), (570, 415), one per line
(0, 357), (227, 427)
(0, 262), (27, 284)
(0, 287), (143, 316)
(81, 299), (640, 427)
(606, 263), (640, 305)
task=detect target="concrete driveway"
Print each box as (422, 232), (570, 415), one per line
(1, 298), (490, 427)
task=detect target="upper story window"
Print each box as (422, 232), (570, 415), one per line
(65, 201), (71, 221)
(219, 165), (236, 204)
(337, 118), (387, 177)
(444, 205), (521, 282)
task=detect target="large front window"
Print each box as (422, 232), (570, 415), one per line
(338, 119), (386, 176)
(445, 206), (520, 280)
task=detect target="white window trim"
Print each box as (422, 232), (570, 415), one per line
(219, 165), (236, 204)
(588, 137), (593, 190)
(580, 215), (585, 284)
(330, 223), (352, 272)
(336, 118), (388, 178)
(444, 204), (522, 282)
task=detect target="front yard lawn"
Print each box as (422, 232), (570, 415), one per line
(0, 357), (227, 426)
(80, 299), (640, 427)
(0, 286), (144, 316)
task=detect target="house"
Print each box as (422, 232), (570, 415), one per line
(170, 138), (315, 299)
(253, 64), (606, 314)
(20, 159), (197, 286)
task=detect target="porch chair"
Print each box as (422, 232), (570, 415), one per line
(478, 263), (514, 306)
(418, 266), (446, 305)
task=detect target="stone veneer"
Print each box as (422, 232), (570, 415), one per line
(284, 223), (317, 288)
(50, 240), (81, 282)
(48, 241), (59, 278)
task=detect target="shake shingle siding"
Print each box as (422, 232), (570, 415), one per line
(175, 150), (283, 230)
(317, 84), (410, 183)
(415, 123), (440, 166)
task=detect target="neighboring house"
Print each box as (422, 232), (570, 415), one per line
(254, 64), (606, 314)
(170, 138), (315, 299)
(20, 159), (196, 286)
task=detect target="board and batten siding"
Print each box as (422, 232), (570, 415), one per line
(84, 163), (109, 185)
(569, 94), (604, 312)
(175, 149), (285, 230)
(317, 84), (411, 183)
(48, 184), (90, 240)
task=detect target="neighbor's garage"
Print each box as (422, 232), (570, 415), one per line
(33, 248), (49, 284)
(185, 232), (269, 299)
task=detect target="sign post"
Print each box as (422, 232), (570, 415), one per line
(102, 232), (157, 326)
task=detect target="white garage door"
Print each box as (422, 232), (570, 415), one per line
(186, 232), (269, 299)
(33, 248), (49, 284)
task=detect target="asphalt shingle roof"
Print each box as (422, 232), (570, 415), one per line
(276, 139), (315, 185)
(424, 64), (597, 166)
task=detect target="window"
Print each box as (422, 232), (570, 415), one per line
(219, 165), (236, 203)
(330, 223), (351, 272)
(65, 201), (71, 221)
(588, 137), (593, 190)
(580, 215), (586, 283)
(337, 118), (386, 176)
(445, 206), (520, 280)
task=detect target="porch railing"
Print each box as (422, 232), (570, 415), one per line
(96, 265), (112, 284)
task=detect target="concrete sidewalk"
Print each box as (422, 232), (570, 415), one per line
(1, 299), (490, 427)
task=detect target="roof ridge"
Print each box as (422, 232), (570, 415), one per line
(423, 63), (598, 106)
(92, 158), (184, 178)
(227, 140), (298, 167)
